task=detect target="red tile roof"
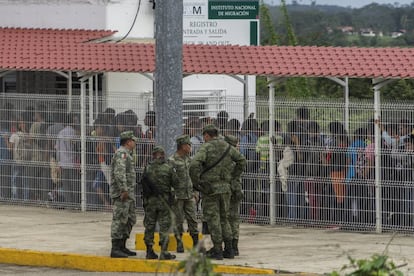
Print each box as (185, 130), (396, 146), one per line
(1, 27), (414, 79)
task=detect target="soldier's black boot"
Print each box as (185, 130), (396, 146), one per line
(145, 244), (158, 260)
(110, 239), (129, 258)
(176, 235), (184, 253)
(223, 240), (235, 259)
(232, 239), (239, 256)
(159, 251), (177, 260)
(202, 221), (209, 234)
(121, 238), (136, 256)
(191, 233), (199, 248)
(160, 243), (176, 260)
(206, 244), (223, 260)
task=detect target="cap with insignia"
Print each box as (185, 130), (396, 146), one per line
(202, 124), (218, 134)
(176, 134), (191, 146)
(224, 135), (238, 147)
(152, 145), (165, 154)
(120, 130), (138, 142)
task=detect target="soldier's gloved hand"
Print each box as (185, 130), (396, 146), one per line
(120, 191), (129, 201)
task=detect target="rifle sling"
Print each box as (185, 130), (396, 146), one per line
(200, 144), (231, 177)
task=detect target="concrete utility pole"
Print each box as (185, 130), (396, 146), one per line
(154, 0), (183, 156)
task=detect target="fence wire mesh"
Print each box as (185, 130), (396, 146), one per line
(1, 93), (414, 233)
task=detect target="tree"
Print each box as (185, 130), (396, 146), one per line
(258, 1), (414, 100)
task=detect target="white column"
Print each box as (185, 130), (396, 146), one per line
(68, 71), (72, 112)
(88, 77), (94, 126)
(243, 75), (249, 121)
(344, 77), (350, 133)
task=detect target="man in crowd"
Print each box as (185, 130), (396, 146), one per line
(141, 146), (176, 260)
(169, 135), (199, 253)
(109, 130), (138, 258)
(56, 113), (80, 208)
(190, 124), (246, 260)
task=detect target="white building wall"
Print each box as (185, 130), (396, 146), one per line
(0, 0), (106, 29)
(0, 0), (257, 123)
(104, 0), (155, 124)
(105, 72), (153, 126)
(184, 74), (256, 122)
(105, 0), (154, 39)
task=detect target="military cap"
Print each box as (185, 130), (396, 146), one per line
(152, 145), (165, 154)
(119, 130), (138, 142)
(176, 134), (191, 146)
(224, 135), (238, 147)
(202, 124), (219, 134)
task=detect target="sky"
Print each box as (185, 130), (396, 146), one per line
(267, 0), (414, 8)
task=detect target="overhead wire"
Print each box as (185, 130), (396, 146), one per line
(116, 0), (142, 43)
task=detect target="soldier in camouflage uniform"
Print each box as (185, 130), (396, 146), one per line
(169, 135), (199, 253)
(189, 124), (246, 260)
(110, 130), (138, 258)
(141, 146), (176, 260)
(224, 135), (244, 256)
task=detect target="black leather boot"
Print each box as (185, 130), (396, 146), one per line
(232, 239), (239, 256)
(176, 235), (184, 253)
(223, 240), (234, 259)
(202, 221), (209, 234)
(145, 244), (158, 259)
(121, 238), (136, 256)
(206, 244), (223, 260)
(191, 233), (199, 248)
(159, 251), (177, 260)
(160, 242), (176, 260)
(110, 239), (129, 258)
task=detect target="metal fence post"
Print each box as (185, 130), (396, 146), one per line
(80, 80), (87, 212)
(374, 85), (382, 233)
(268, 81), (276, 225)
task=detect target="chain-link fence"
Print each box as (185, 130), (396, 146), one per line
(1, 93), (414, 233)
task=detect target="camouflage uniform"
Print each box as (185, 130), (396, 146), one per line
(110, 131), (137, 258)
(189, 125), (246, 259)
(142, 146), (176, 259)
(225, 135), (244, 256)
(169, 135), (199, 252)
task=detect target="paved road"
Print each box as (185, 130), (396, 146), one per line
(0, 205), (413, 275)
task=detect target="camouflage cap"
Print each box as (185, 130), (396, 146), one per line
(176, 134), (191, 146)
(152, 145), (165, 154)
(119, 130), (138, 142)
(224, 135), (238, 147)
(202, 124), (218, 134)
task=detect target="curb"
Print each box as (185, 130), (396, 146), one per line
(0, 248), (275, 274)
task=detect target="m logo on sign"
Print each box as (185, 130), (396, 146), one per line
(184, 5), (205, 16)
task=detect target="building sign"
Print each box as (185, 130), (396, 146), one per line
(183, 0), (259, 46)
(208, 1), (259, 20)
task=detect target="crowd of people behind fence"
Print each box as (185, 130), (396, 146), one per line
(0, 103), (414, 229)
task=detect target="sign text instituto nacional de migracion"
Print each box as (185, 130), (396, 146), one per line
(183, 0), (259, 46)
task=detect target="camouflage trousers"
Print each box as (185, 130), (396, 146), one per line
(143, 195), (172, 248)
(173, 198), (199, 237)
(111, 198), (137, 240)
(202, 192), (232, 246)
(229, 197), (241, 240)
